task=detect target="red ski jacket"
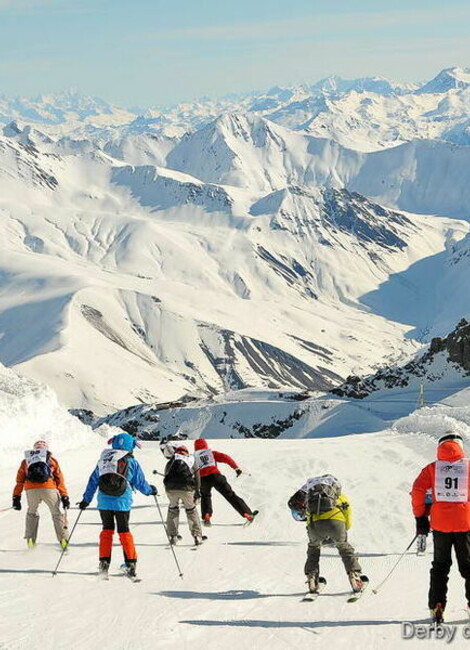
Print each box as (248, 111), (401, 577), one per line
(411, 440), (470, 533)
(193, 438), (239, 478)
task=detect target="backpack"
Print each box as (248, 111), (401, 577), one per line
(97, 449), (130, 497)
(287, 489), (307, 521)
(163, 454), (195, 489)
(306, 475), (341, 515)
(25, 449), (52, 484)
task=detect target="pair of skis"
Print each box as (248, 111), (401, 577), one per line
(301, 575), (369, 603)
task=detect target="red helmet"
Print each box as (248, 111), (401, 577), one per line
(175, 445), (189, 456)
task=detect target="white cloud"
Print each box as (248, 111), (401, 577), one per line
(142, 6), (470, 44)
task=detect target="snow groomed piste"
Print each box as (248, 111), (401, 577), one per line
(2, 425), (470, 649)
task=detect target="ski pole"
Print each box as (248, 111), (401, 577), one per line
(0, 507), (12, 513)
(372, 534), (418, 595)
(152, 494), (184, 579)
(152, 469), (165, 477)
(51, 510), (84, 577)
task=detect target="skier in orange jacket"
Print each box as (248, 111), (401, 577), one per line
(12, 440), (69, 548)
(411, 432), (470, 621)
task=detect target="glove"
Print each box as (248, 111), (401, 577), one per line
(415, 515), (430, 535)
(12, 496), (21, 511)
(61, 495), (70, 509)
(77, 500), (89, 510)
(235, 468), (242, 477)
(194, 490), (201, 502)
(149, 485), (158, 496)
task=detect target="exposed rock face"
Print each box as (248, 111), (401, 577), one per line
(331, 319), (470, 399)
(430, 318), (470, 371)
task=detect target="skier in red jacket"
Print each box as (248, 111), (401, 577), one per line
(411, 432), (470, 623)
(194, 438), (257, 526)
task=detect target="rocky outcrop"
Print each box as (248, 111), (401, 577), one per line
(331, 319), (470, 399)
(429, 318), (470, 371)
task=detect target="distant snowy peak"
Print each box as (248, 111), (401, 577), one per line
(251, 186), (412, 250)
(416, 67), (470, 94)
(310, 74), (416, 97)
(167, 113), (292, 191)
(2, 120), (55, 150)
(0, 90), (136, 132)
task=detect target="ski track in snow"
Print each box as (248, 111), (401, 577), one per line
(1, 436), (469, 649)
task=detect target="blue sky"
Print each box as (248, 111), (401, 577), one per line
(0, 0), (469, 107)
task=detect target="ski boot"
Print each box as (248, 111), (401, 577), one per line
(60, 538), (69, 550)
(27, 538), (36, 549)
(193, 535), (207, 546)
(98, 560), (110, 578)
(430, 603), (445, 625)
(348, 571), (367, 593)
(169, 534), (182, 545)
(125, 561), (137, 578)
(203, 514), (212, 527)
(307, 572), (320, 594)
(416, 534), (427, 555)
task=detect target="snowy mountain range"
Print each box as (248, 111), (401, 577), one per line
(0, 67), (469, 413)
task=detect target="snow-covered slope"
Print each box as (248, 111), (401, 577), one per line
(0, 70), (469, 412)
(2, 386), (470, 649)
(0, 360), (95, 452)
(0, 148), (460, 409)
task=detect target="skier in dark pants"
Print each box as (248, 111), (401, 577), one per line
(411, 432), (470, 623)
(193, 438), (256, 525)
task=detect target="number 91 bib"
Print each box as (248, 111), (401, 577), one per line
(435, 459), (469, 502)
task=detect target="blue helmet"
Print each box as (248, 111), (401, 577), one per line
(111, 433), (138, 452)
(291, 509), (306, 522)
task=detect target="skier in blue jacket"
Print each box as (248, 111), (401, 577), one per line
(79, 432), (157, 577)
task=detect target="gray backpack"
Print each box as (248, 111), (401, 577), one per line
(306, 475), (341, 515)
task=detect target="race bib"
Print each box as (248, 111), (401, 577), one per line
(24, 448), (48, 467)
(98, 449), (128, 476)
(435, 459), (469, 502)
(173, 453), (195, 471)
(194, 449), (215, 470)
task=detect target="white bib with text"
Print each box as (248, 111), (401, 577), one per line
(194, 449), (215, 470)
(173, 453), (195, 471)
(24, 448), (48, 467)
(98, 449), (128, 476)
(435, 459), (469, 502)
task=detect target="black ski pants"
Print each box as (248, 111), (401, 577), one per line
(429, 531), (470, 608)
(100, 510), (130, 533)
(200, 473), (251, 518)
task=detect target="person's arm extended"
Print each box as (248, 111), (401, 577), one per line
(131, 459), (153, 496)
(82, 467), (100, 504)
(51, 458), (68, 497)
(213, 451), (239, 470)
(13, 461), (27, 497)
